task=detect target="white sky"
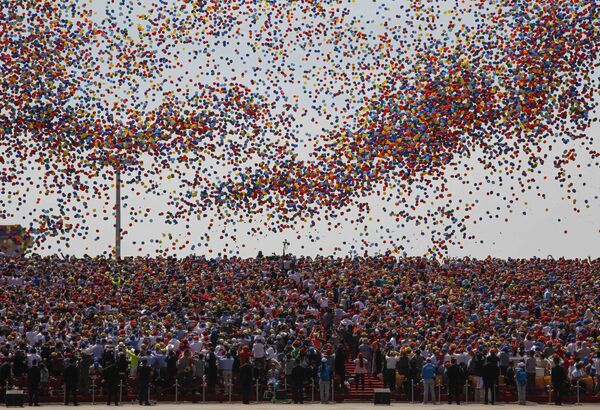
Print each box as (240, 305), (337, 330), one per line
(3, 0), (598, 259)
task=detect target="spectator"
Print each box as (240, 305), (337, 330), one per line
(239, 356), (253, 405)
(551, 357), (567, 406)
(525, 351), (537, 393)
(318, 357), (332, 404)
(291, 359), (304, 404)
(421, 358), (437, 405)
(446, 358), (463, 405)
(27, 359), (41, 406)
(137, 359), (151, 406)
(103, 358), (120, 406)
(63, 358), (79, 406)
(218, 351), (234, 396)
(192, 353), (205, 394)
(483, 355), (499, 405)
(516, 362), (527, 405)
(353, 352), (368, 391)
(384, 350), (398, 392)
(334, 345), (347, 393)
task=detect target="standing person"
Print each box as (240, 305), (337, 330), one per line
(205, 348), (218, 393)
(27, 360), (41, 406)
(551, 357), (566, 406)
(469, 351), (485, 402)
(63, 358), (79, 406)
(384, 350), (398, 392)
(218, 351), (234, 397)
(103, 358), (120, 406)
(505, 362), (516, 388)
(137, 359), (151, 406)
(239, 358), (253, 405)
(291, 359), (305, 404)
(593, 350), (600, 395)
(192, 353), (205, 394)
(482, 356), (499, 405)
(446, 358), (463, 405)
(78, 353), (92, 397)
(372, 342), (383, 380)
(318, 358), (332, 404)
(176, 349), (193, 394)
(516, 362), (527, 405)
(353, 353), (368, 391)
(525, 351), (536, 394)
(421, 358), (437, 405)
(499, 348), (510, 377)
(252, 337), (266, 382)
(334, 345), (347, 393)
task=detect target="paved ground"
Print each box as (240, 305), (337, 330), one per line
(27, 403), (598, 410)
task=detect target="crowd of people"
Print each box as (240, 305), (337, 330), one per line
(0, 254), (598, 405)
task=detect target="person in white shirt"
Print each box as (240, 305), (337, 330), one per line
(385, 351), (398, 391)
(26, 348), (41, 367)
(189, 336), (203, 354)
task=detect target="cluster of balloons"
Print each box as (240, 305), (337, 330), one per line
(0, 0), (597, 256)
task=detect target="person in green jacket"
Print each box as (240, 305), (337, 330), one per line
(126, 347), (139, 377)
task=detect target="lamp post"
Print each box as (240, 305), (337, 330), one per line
(282, 239), (290, 257)
(115, 167), (122, 260)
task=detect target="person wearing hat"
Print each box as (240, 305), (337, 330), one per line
(421, 358), (437, 405)
(318, 357), (333, 404)
(516, 362), (527, 405)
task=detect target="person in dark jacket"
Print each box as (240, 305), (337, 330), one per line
(165, 350), (177, 386)
(205, 349), (218, 393)
(27, 360), (41, 406)
(334, 345), (347, 393)
(103, 358), (120, 406)
(239, 360), (253, 405)
(12, 350), (26, 378)
(482, 356), (499, 405)
(137, 359), (151, 406)
(63, 358), (79, 406)
(373, 343), (383, 379)
(446, 358), (463, 405)
(291, 359), (305, 404)
(551, 357), (567, 406)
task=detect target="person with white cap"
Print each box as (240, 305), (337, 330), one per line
(318, 357), (333, 404)
(516, 362), (527, 405)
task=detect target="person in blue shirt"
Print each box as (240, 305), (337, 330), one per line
(421, 358), (437, 404)
(319, 358), (333, 404)
(516, 362), (527, 405)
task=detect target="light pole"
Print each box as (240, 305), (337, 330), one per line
(282, 239), (289, 257)
(115, 167), (121, 260)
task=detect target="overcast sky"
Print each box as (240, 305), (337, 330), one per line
(4, 0), (599, 259)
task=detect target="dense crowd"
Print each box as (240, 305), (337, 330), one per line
(0, 255), (598, 405)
